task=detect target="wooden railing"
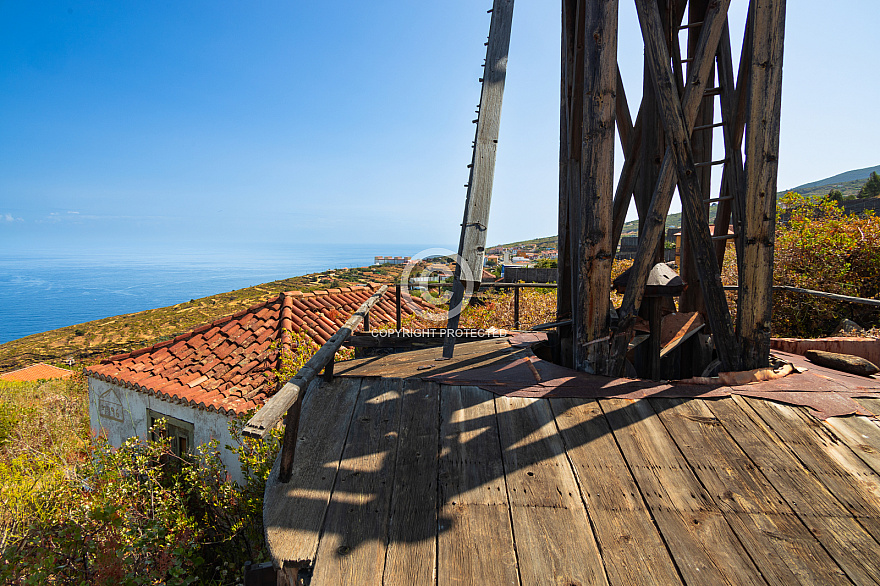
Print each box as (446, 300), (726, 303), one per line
(243, 285), (388, 483)
(405, 281), (557, 330)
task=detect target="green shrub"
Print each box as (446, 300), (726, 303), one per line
(0, 376), (282, 585)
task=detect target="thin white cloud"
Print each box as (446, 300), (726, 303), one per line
(2, 213), (23, 222)
(37, 212), (172, 224)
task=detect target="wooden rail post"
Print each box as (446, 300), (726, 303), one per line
(514, 286), (520, 330)
(395, 284), (402, 331)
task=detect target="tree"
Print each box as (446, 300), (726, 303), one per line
(827, 189), (844, 203)
(858, 171), (880, 199)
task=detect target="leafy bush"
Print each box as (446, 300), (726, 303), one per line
(0, 376), (282, 585)
(772, 191), (880, 336)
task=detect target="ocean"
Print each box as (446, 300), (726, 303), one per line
(0, 243), (440, 344)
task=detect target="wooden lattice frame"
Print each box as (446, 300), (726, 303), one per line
(557, 0), (786, 374)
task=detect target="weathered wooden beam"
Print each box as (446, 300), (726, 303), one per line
(443, 0), (515, 358)
(574, 0), (618, 374)
(740, 0), (786, 369)
(610, 0), (737, 375)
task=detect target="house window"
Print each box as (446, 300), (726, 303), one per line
(147, 409), (194, 457)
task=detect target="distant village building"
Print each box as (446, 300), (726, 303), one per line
(373, 256), (411, 265)
(84, 286), (416, 482)
(0, 362), (74, 382)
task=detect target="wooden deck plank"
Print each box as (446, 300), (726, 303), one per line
(652, 397), (850, 584)
(550, 397), (682, 586)
(382, 380), (440, 586)
(825, 414), (880, 476)
(494, 396), (608, 586)
(264, 377), (363, 569)
(855, 397), (880, 418)
(738, 397), (880, 540)
(649, 398), (786, 515)
(599, 398), (766, 586)
(727, 512), (851, 585)
(312, 378), (403, 585)
(438, 385), (519, 586)
(707, 396), (880, 584)
(439, 385), (508, 505)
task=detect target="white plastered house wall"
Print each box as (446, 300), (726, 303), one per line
(87, 376), (245, 484)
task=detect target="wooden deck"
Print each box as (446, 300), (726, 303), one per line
(264, 342), (880, 585)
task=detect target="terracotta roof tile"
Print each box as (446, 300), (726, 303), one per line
(84, 286), (429, 416)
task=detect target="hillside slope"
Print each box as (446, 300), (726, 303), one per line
(786, 164), (880, 192)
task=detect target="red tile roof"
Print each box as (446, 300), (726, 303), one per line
(84, 286), (423, 416)
(0, 362), (74, 382)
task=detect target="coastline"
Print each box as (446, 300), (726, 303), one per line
(0, 263), (404, 373)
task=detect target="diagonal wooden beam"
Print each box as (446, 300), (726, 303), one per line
(615, 66), (635, 151)
(443, 0), (515, 358)
(610, 108), (643, 250)
(608, 0), (737, 374)
(740, 0), (786, 368)
(610, 1), (687, 254)
(712, 21), (750, 269)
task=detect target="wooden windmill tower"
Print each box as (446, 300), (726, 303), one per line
(445, 0), (785, 378)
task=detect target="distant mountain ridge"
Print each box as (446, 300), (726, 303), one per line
(490, 164), (879, 251)
(784, 164), (880, 193)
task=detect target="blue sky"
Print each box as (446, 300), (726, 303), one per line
(0, 0), (877, 253)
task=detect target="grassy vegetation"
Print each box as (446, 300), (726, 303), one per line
(0, 264), (403, 373)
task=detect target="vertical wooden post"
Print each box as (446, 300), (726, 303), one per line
(443, 0), (515, 359)
(573, 0), (618, 374)
(557, 0), (577, 328)
(395, 284), (402, 331)
(740, 0), (786, 368)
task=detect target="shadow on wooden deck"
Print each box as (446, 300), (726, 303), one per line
(262, 345), (880, 585)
